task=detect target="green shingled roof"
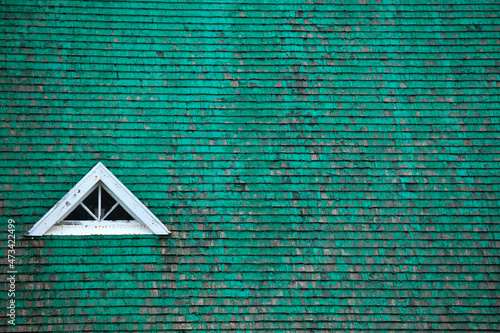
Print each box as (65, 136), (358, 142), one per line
(1, 0), (499, 331)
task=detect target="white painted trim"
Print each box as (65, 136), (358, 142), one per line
(98, 185), (102, 220)
(102, 202), (119, 220)
(81, 202), (99, 221)
(44, 224), (155, 236)
(26, 162), (171, 236)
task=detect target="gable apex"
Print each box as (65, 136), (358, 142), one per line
(26, 162), (170, 236)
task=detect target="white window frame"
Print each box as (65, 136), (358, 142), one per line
(26, 162), (171, 236)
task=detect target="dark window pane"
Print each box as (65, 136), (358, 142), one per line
(64, 205), (94, 221)
(101, 187), (117, 216)
(105, 205), (134, 221)
(83, 187), (99, 217)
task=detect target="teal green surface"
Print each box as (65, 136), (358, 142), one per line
(1, 0), (500, 331)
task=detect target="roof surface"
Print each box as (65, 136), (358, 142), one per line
(1, 0), (499, 331)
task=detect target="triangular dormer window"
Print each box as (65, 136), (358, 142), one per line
(26, 163), (170, 236)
